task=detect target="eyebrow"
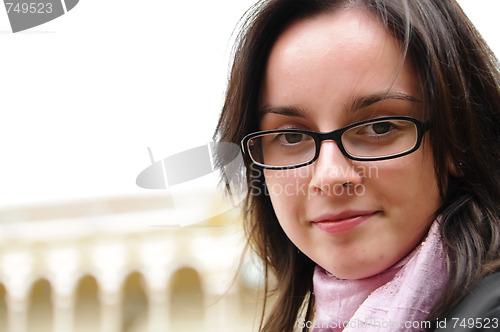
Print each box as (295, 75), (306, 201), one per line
(259, 92), (421, 118)
(345, 92), (421, 113)
(259, 104), (310, 119)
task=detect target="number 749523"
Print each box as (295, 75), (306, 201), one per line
(5, 2), (53, 14)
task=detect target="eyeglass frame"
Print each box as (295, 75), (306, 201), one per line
(240, 116), (430, 170)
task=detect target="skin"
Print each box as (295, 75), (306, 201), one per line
(259, 8), (442, 279)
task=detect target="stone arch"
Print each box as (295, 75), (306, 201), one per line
(236, 255), (265, 326)
(0, 283), (6, 332)
(121, 271), (148, 332)
(169, 267), (204, 330)
(27, 278), (53, 332)
(74, 274), (100, 332)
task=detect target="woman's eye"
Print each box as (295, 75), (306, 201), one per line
(349, 120), (402, 140)
(356, 121), (398, 136)
(370, 122), (393, 134)
(273, 132), (306, 145)
(282, 133), (303, 144)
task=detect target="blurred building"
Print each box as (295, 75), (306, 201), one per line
(0, 193), (263, 332)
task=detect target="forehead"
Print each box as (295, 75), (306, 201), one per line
(261, 7), (420, 114)
(274, 8), (385, 54)
(267, 8), (396, 71)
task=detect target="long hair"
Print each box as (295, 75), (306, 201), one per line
(214, 0), (500, 330)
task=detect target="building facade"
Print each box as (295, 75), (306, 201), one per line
(0, 194), (263, 332)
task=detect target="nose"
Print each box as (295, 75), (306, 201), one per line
(309, 141), (363, 195)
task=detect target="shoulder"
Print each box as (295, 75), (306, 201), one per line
(432, 271), (500, 331)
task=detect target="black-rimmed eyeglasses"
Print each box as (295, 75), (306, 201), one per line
(241, 116), (430, 170)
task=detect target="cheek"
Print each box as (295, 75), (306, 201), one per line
(264, 170), (310, 226)
(372, 150), (441, 220)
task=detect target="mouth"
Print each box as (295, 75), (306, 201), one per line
(311, 210), (379, 234)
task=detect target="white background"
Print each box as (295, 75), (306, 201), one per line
(0, 0), (498, 209)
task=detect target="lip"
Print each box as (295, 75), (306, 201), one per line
(311, 210), (379, 234)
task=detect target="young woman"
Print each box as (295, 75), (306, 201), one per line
(214, 0), (500, 331)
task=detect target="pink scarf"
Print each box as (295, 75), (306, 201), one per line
(312, 220), (447, 331)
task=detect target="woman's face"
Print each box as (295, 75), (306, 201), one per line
(259, 8), (441, 279)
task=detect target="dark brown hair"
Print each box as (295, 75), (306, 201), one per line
(214, 0), (500, 330)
